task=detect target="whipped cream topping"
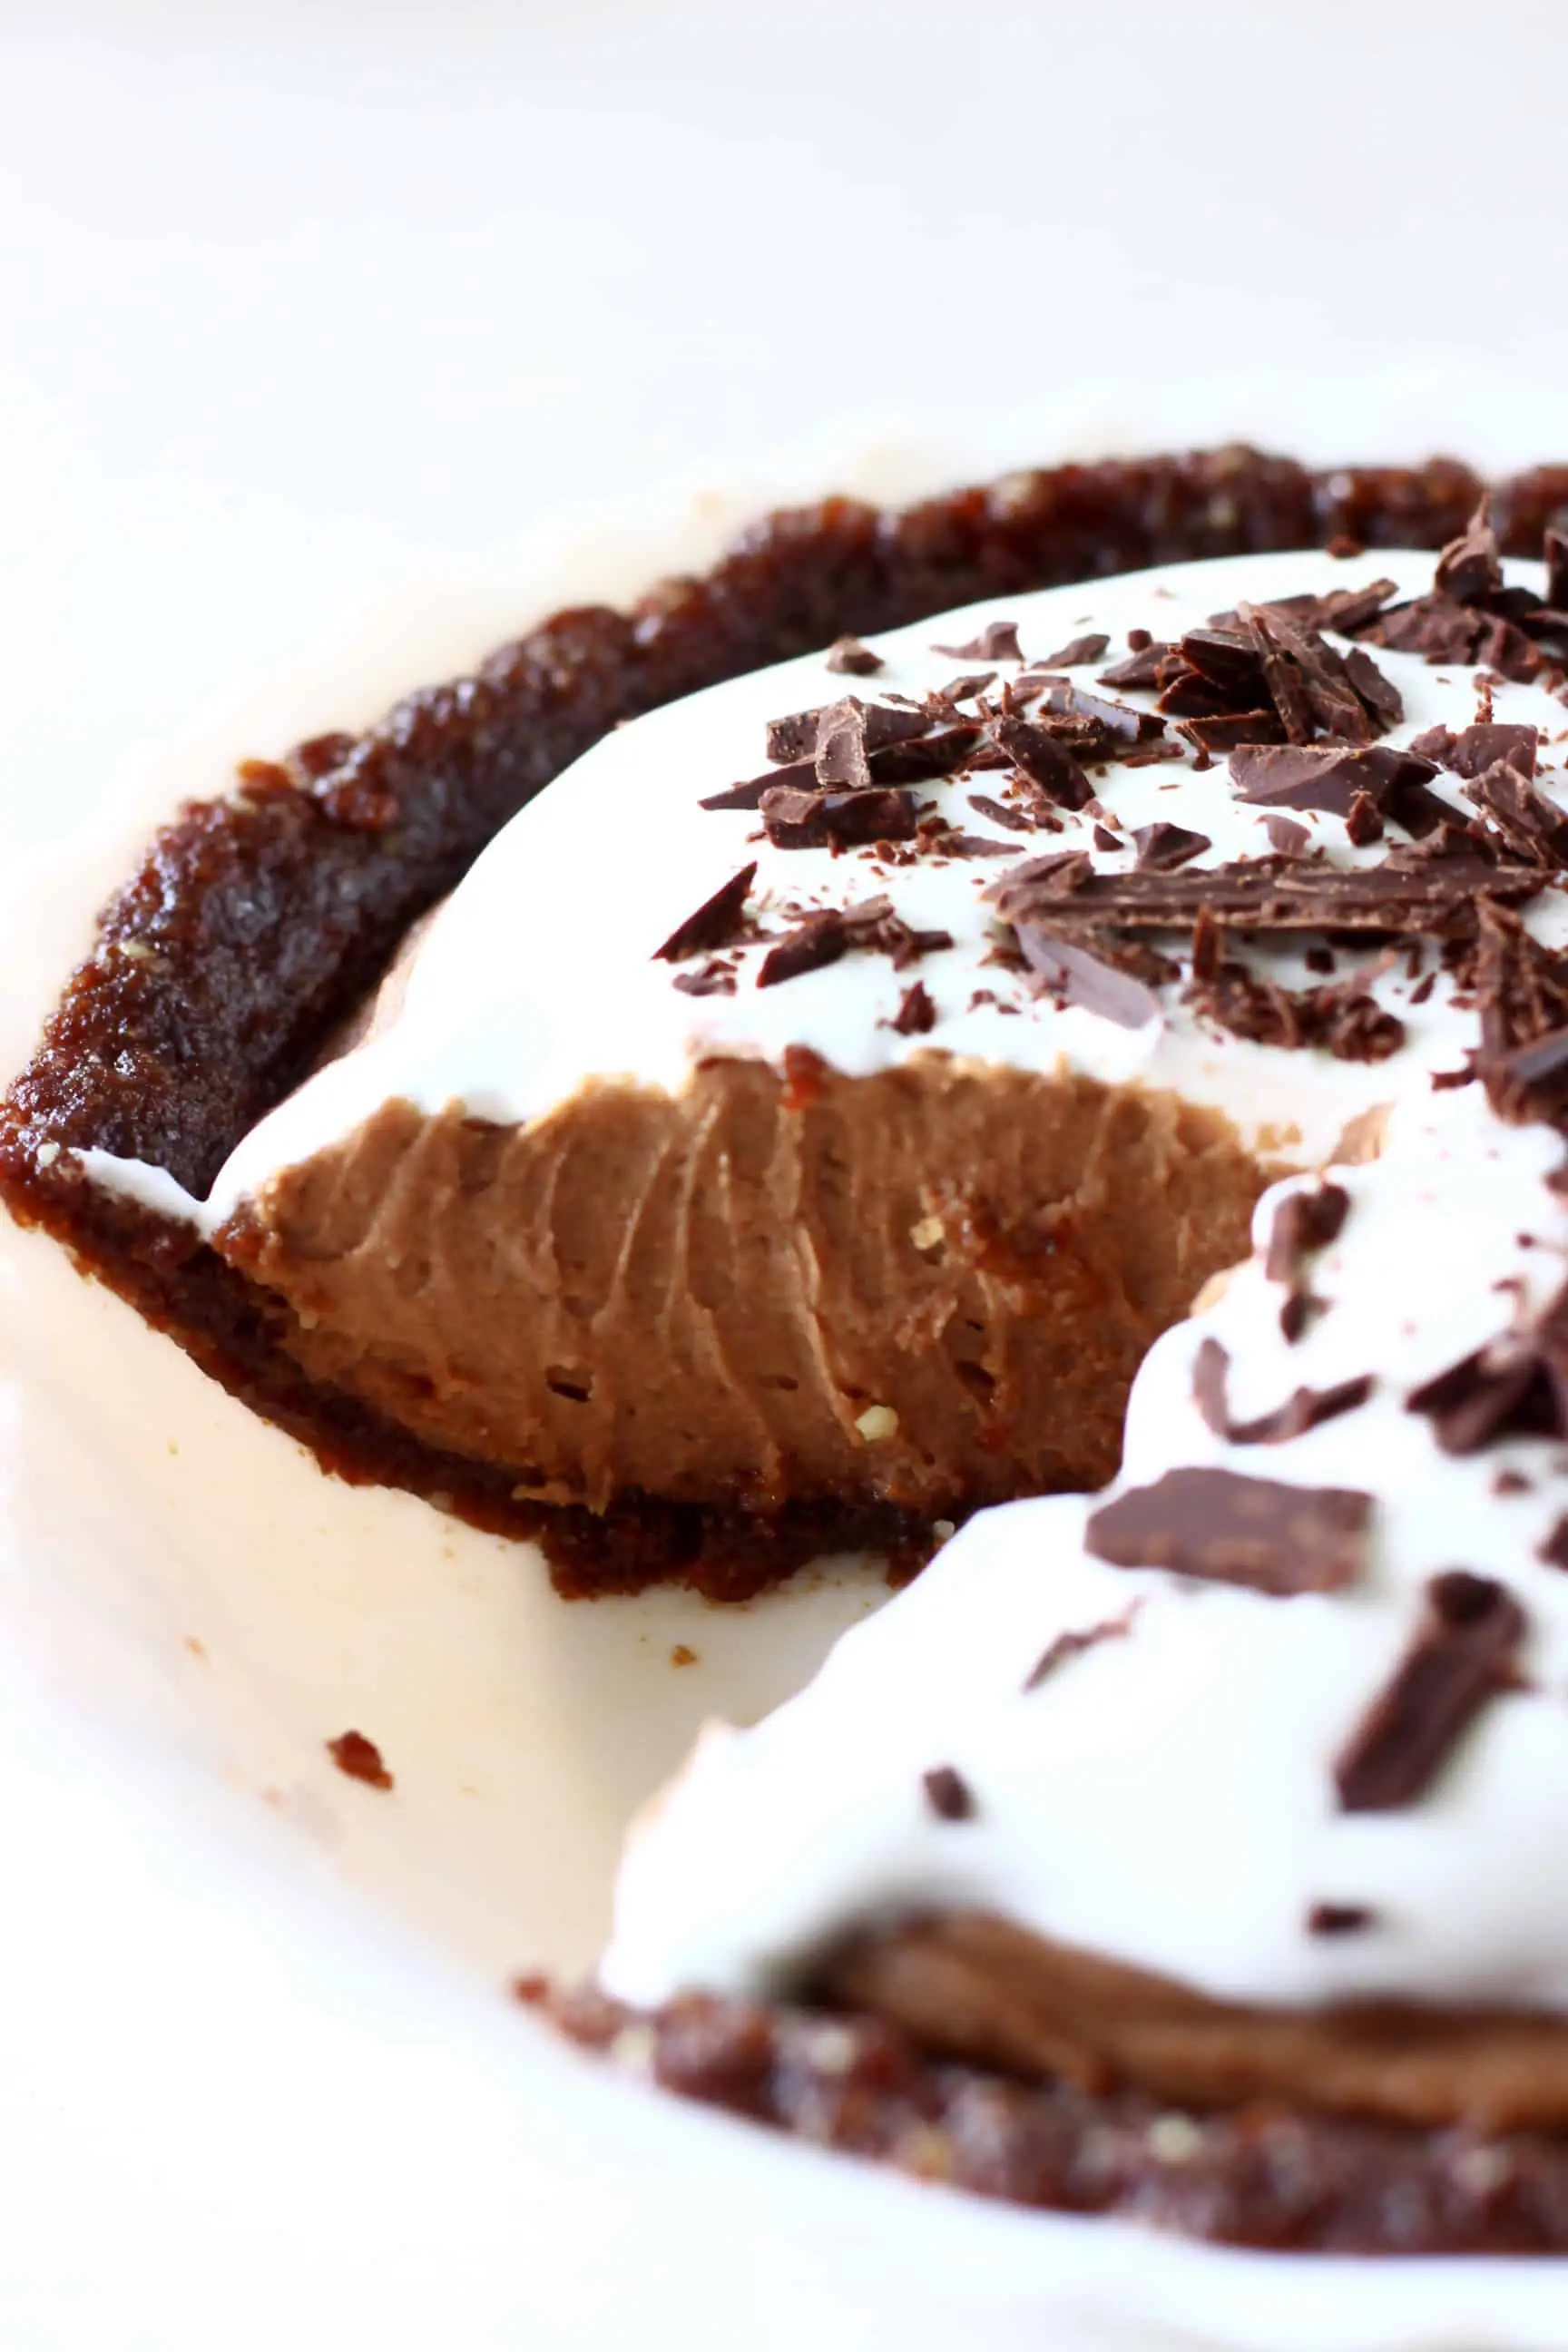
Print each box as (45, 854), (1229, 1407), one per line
(79, 545), (1564, 1226)
(603, 1087), (1568, 2018)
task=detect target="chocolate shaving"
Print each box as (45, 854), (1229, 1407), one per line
(1472, 903), (1568, 1122)
(1341, 645), (1404, 731)
(1084, 1465), (1371, 1595)
(1265, 1183), (1350, 1283)
(990, 845), (1539, 944)
(760, 785), (916, 850)
(701, 761), (817, 813)
(825, 635), (883, 676)
(1333, 1570), (1525, 1814)
(1180, 627), (1265, 697)
(870, 725), (986, 782)
(1098, 641), (1179, 691)
(929, 831), (1019, 860)
(654, 862), (757, 962)
(1013, 925), (1162, 1029)
(1279, 1291), (1327, 1346)
(1093, 824), (1121, 853)
(1344, 791), (1384, 847)
(967, 793), (1039, 835)
(756, 896), (952, 990)
(1244, 603), (1370, 746)
(1036, 680), (1166, 747)
(993, 716), (1093, 811)
(1307, 1903), (1375, 1937)
(932, 620), (1022, 662)
(1435, 500), (1504, 606)
(1229, 741), (1442, 824)
(704, 726), (983, 811)
(1177, 710), (1286, 755)
(1036, 632), (1110, 668)
(1191, 1337), (1372, 1445)
(1189, 959), (1404, 1062)
(1406, 1276), (1568, 1452)
(1465, 764), (1568, 870)
(936, 671), (997, 704)
(671, 959), (737, 996)
(815, 697), (904, 789)
(889, 979), (936, 1035)
(1444, 723), (1539, 781)
(1023, 1612), (1134, 1692)
(921, 1764), (975, 1822)
(1261, 812), (1311, 857)
(1548, 529), (1568, 614)
(765, 697), (930, 767)
(1132, 822), (1210, 871)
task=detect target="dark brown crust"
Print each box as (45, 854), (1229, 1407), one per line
(540, 1982), (1568, 2256)
(5, 446), (1568, 1596)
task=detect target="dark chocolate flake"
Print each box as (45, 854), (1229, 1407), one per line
(1036, 632), (1110, 669)
(825, 634), (884, 676)
(870, 725), (986, 783)
(1132, 821), (1210, 872)
(1406, 1278), (1568, 1453)
(760, 785), (916, 850)
(931, 830), (1019, 860)
(1473, 904), (1568, 1122)
(1465, 764), (1568, 871)
(1446, 723), (1539, 781)
(1307, 1903), (1375, 1937)
(992, 845), (1538, 944)
(1435, 498), (1504, 606)
(966, 793), (1037, 835)
(1265, 1183), (1351, 1283)
(757, 896), (953, 990)
(654, 862), (757, 962)
(932, 620), (1022, 662)
(1229, 742), (1441, 825)
(671, 959), (738, 997)
(1261, 812), (1311, 857)
(1098, 640), (1178, 690)
(1084, 1466), (1371, 1595)
(766, 698), (931, 766)
(889, 979), (937, 1035)
(936, 671), (997, 704)
(1334, 1571), (1525, 1814)
(814, 697), (897, 789)
(1177, 710), (1287, 756)
(993, 716), (1093, 811)
(1038, 679), (1166, 747)
(921, 1764), (975, 1822)
(1024, 1612), (1135, 1692)
(1014, 926), (1162, 1029)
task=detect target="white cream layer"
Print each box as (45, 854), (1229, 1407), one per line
(77, 545), (1565, 1226)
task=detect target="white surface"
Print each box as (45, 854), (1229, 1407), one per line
(6, 2), (1568, 2345)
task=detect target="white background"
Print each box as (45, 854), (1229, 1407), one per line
(5, 4), (1568, 2347)
(3, 0), (1568, 862)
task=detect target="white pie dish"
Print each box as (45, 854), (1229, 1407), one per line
(5, 429), (1568, 2350)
